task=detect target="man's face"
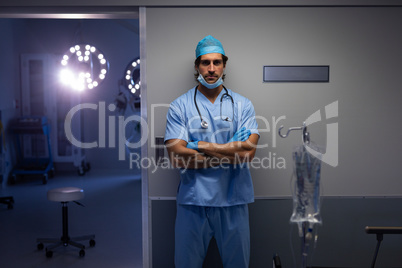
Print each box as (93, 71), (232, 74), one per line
(196, 53), (225, 84)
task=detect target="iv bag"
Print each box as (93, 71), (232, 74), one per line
(290, 145), (322, 225)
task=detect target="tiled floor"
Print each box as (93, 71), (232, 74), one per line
(0, 169), (142, 268)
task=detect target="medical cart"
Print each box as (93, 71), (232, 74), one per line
(9, 116), (54, 184)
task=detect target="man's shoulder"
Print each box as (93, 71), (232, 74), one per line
(170, 87), (195, 106)
(229, 89), (252, 104)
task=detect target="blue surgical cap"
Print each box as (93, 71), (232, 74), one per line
(195, 35), (225, 58)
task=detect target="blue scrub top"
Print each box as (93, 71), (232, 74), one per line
(165, 86), (259, 207)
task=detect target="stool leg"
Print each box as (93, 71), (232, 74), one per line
(371, 234), (383, 268)
(62, 202), (70, 244)
(37, 199), (95, 257)
(69, 240), (85, 250)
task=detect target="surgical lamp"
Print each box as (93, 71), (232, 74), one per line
(60, 44), (109, 91)
(124, 57), (141, 96)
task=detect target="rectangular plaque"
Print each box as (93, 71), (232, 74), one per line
(263, 65), (329, 82)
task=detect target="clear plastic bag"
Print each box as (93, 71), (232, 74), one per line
(290, 145), (322, 229)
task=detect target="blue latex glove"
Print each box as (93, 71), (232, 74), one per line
(229, 127), (251, 142)
(186, 141), (199, 151)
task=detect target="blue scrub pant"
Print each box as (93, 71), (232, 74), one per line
(175, 204), (250, 268)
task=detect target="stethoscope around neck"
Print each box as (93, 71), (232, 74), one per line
(194, 85), (234, 129)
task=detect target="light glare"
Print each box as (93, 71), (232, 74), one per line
(60, 69), (74, 85)
(60, 44), (109, 91)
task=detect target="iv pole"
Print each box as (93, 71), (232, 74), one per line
(278, 122), (317, 268)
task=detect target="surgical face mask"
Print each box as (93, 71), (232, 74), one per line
(197, 73), (223, 89)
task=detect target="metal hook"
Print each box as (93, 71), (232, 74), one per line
(278, 125), (303, 138)
(278, 122), (310, 144)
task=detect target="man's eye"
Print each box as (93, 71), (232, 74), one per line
(213, 60), (222, 66)
(201, 60), (210, 66)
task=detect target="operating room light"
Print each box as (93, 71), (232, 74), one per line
(124, 58), (141, 95)
(59, 44), (109, 91)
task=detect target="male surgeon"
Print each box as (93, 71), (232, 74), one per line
(164, 35), (259, 268)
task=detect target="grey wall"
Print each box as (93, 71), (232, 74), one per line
(147, 7), (402, 198)
(145, 6), (402, 267)
(0, 18), (141, 172)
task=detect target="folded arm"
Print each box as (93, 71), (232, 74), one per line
(198, 133), (259, 163)
(165, 134), (259, 169)
(165, 139), (211, 169)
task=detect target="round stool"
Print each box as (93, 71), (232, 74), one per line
(37, 187), (95, 258)
(47, 187), (84, 202)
